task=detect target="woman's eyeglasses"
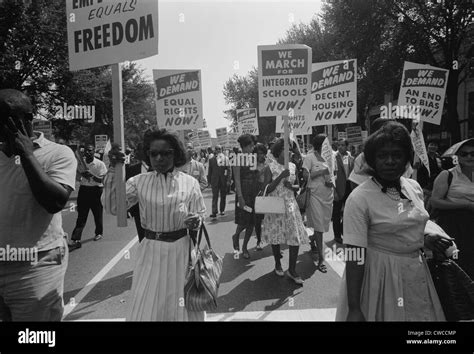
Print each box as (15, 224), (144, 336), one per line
(458, 151), (474, 158)
(149, 149), (174, 158)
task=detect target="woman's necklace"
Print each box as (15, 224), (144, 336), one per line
(372, 177), (401, 201)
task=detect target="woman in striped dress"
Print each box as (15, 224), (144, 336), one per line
(103, 128), (206, 321)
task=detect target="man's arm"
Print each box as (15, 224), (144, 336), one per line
(20, 152), (74, 214)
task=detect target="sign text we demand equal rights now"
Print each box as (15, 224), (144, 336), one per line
(154, 70), (204, 130)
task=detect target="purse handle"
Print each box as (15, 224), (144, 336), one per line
(195, 222), (212, 251)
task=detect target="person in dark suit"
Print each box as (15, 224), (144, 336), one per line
(207, 145), (231, 218)
(125, 143), (149, 242)
(332, 139), (354, 244)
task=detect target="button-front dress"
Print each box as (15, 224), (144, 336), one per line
(335, 177), (445, 321)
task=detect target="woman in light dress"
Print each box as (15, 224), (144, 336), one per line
(261, 139), (308, 285)
(302, 134), (334, 273)
(104, 128), (206, 321)
(336, 122), (452, 321)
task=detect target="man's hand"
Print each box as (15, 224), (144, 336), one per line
(3, 117), (34, 157)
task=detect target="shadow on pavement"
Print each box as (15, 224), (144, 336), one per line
(63, 271), (133, 321)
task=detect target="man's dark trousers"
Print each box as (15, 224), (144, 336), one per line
(212, 182), (227, 215)
(71, 185), (103, 241)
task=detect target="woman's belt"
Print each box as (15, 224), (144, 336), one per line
(144, 229), (188, 242)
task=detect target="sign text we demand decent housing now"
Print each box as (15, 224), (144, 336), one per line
(258, 45), (312, 117)
(66, 0), (158, 71)
(311, 59), (357, 126)
(397, 62), (449, 125)
(153, 70), (204, 131)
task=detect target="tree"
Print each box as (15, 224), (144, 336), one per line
(223, 68), (276, 143)
(0, 0), (156, 147)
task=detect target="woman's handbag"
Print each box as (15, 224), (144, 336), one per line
(254, 184), (286, 214)
(296, 181), (310, 213)
(184, 223), (223, 312)
(427, 256), (474, 321)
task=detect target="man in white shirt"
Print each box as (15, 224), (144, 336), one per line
(69, 144), (107, 250)
(177, 144), (207, 190)
(0, 89), (77, 321)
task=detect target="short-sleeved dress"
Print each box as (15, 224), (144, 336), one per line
(302, 151), (334, 233)
(335, 177), (445, 321)
(234, 166), (259, 226)
(261, 161), (308, 246)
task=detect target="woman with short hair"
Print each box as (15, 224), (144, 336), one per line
(232, 134), (258, 259)
(430, 138), (474, 278)
(302, 134), (334, 273)
(336, 122), (450, 321)
(104, 128), (206, 321)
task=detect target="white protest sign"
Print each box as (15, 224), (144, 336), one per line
(258, 44), (312, 118)
(227, 132), (239, 149)
(311, 59), (357, 126)
(346, 126), (363, 146)
(397, 62), (449, 125)
(197, 130), (211, 148)
(153, 70), (204, 131)
(411, 121), (430, 176)
(275, 115), (312, 135)
(321, 137), (335, 184)
(338, 132), (347, 140)
(216, 128), (228, 146)
(236, 108), (259, 135)
(33, 120), (53, 140)
(66, 0), (158, 71)
(95, 135), (108, 151)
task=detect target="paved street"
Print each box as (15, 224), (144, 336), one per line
(62, 188), (345, 321)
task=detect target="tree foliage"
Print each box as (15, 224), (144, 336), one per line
(0, 0), (156, 148)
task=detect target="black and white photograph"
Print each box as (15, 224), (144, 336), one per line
(0, 0), (473, 352)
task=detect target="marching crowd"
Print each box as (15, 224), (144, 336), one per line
(1, 89), (473, 322)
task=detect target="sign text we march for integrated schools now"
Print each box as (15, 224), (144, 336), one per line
(237, 108), (259, 135)
(397, 62), (448, 126)
(66, 0), (158, 71)
(311, 59), (357, 126)
(154, 70), (204, 131)
(258, 45), (312, 117)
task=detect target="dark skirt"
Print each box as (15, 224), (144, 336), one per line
(437, 209), (474, 279)
(235, 175), (259, 227)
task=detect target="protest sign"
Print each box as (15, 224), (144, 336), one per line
(397, 62), (449, 125)
(227, 132), (240, 149)
(321, 137), (335, 184)
(236, 108), (259, 135)
(311, 59), (357, 126)
(411, 121), (430, 176)
(33, 120), (53, 140)
(258, 45), (312, 118)
(94, 135), (108, 158)
(346, 126), (363, 145)
(216, 128), (228, 146)
(275, 115), (312, 135)
(153, 70), (204, 131)
(338, 132), (347, 140)
(197, 130), (211, 148)
(187, 130), (199, 148)
(66, 0), (159, 71)
(361, 130), (368, 141)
